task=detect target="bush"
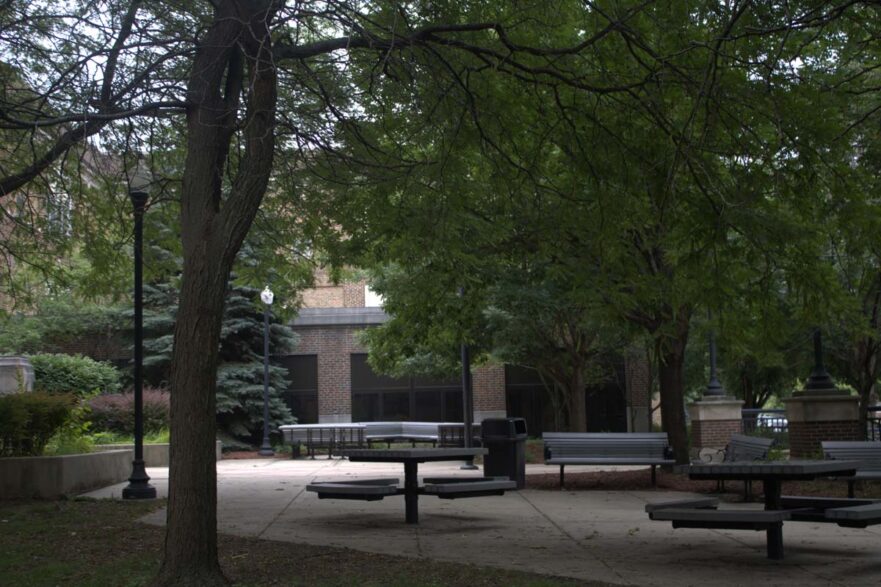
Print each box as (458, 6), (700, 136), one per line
(30, 353), (121, 397)
(87, 388), (170, 435)
(0, 392), (75, 456)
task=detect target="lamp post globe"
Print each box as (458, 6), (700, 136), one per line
(259, 286), (275, 456)
(123, 164), (156, 500)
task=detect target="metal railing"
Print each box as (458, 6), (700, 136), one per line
(743, 406), (881, 443)
(741, 408), (788, 447)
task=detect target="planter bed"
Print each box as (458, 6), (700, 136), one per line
(0, 450), (131, 499)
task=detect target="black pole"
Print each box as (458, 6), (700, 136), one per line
(804, 327), (836, 391)
(123, 186), (156, 500)
(458, 286), (477, 469)
(259, 305), (274, 456)
(705, 312), (725, 398)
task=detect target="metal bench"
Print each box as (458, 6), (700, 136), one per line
(822, 440), (881, 498)
(644, 497), (719, 513)
(824, 503), (881, 527)
(279, 424), (366, 459)
(422, 476), (516, 498)
(438, 424), (482, 448)
(364, 422), (443, 447)
(648, 506), (791, 559)
(711, 434), (775, 500)
(306, 478), (400, 501)
(543, 432), (675, 488)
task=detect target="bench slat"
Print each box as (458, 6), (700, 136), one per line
(645, 497), (719, 513)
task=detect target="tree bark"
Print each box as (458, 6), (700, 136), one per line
(656, 307), (691, 464)
(567, 369), (587, 432)
(155, 1), (277, 584)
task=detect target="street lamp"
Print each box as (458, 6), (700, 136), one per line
(258, 286), (275, 456)
(704, 311), (726, 398)
(458, 287), (478, 470)
(123, 165), (157, 500)
(803, 327), (838, 393)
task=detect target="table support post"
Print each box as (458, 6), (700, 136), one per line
(764, 479), (783, 560)
(404, 461), (418, 524)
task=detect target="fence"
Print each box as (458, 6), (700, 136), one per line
(742, 406), (881, 444)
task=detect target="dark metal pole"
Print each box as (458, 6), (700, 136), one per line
(259, 305), (274, 456)
(458, 286), (477, 469)
(804, 327), (836, 391)
(123, 186), (156, 500)
(705, 312), (725, 398)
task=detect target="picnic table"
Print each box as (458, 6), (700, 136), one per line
(650, 460), (862, 559)
(312, 447), (514, 524)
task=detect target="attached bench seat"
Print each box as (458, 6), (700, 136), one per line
(647, 500), (790, 559)
(543, 432), (675, 487)
(824, 503), (881, 527)
(780, 495), (881, 528)
(822, 441), (881, 498)
(306, 478), (399, 501)
(644, 497), (719, 513)
(422, 476), (516, 499)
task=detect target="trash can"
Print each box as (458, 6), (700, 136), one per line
(481, 417), (527, 489)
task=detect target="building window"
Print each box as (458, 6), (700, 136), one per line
(46, 186), (73, 236)
(350, 354), (461, 422)
(275, 354), (318, 423)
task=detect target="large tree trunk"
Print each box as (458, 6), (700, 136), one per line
(656, 308), (691, 464)
(156, 1), (277, 584)
(567, 369), (587, 432)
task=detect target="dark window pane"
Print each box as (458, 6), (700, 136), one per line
(353, 393), (379, 422)
(381, 391), (410, 421)
(351, 354), (408, 391)
(284, 392), (318, 424)
(444, 391), (463, 422)
(275, 354), (318, 393)
(413, 391), (442, 421)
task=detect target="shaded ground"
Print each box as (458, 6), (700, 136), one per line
(0, 499), (596, 587)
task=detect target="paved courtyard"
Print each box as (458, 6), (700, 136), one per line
(85, 459), (881, 586)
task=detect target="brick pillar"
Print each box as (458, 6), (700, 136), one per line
(688, 399), (743, 461)
(472, 364), (506, 424)
(784, 391), (860, 458)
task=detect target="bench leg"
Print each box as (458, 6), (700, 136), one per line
(651, 465), (657, 487)
(848, 480), (855, 499)
(404, 461), (419, 524)
(767, 523), (784, 560)
(559, 465), (565, 489)
(744, 480), (752, 503)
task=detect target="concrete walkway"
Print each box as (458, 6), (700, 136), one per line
(84, 459), (881, 586)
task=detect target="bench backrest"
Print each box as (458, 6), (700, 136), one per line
(725, 434), (774, 462)
(363, 421), (442, 440)
(822, 441), (881, 473)
(542, 432), (671, 460)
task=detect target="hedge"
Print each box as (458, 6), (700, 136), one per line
(0, 392), (74, 457)
(30, 353), (121, 397)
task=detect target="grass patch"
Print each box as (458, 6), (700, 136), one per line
(0, 499), (596, 587)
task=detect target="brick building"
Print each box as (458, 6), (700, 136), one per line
(279, 270), (653, 434)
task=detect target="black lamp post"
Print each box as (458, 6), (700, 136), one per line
(704, 312), (726, 398)
(123, 167), (156, 500)
(458, 287), (477, 470)
(258, 286), (275, 456)
(804, 327), (837, 392)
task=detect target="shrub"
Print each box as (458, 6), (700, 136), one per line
(87, 388), (170, 435)
(0, 392), (75, 456)
(30, 353), (121, 397)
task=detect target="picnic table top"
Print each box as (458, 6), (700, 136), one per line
(340, 447), (487, 462)
(687, 459), (861, 480)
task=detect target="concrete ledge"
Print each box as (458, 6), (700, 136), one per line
(93, 440), (222, 466)
(0, 450), (131, 499)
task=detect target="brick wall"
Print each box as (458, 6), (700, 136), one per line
(691, 419), (742, 450)
(299, 268), (367, 309)
(789, 420), (862, 458)
(473, 364), (506, 414)
(293, 326), (368, 422)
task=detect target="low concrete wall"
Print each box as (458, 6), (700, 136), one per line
(93, 441), (223, 466)
(0, 450), (131, 499)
